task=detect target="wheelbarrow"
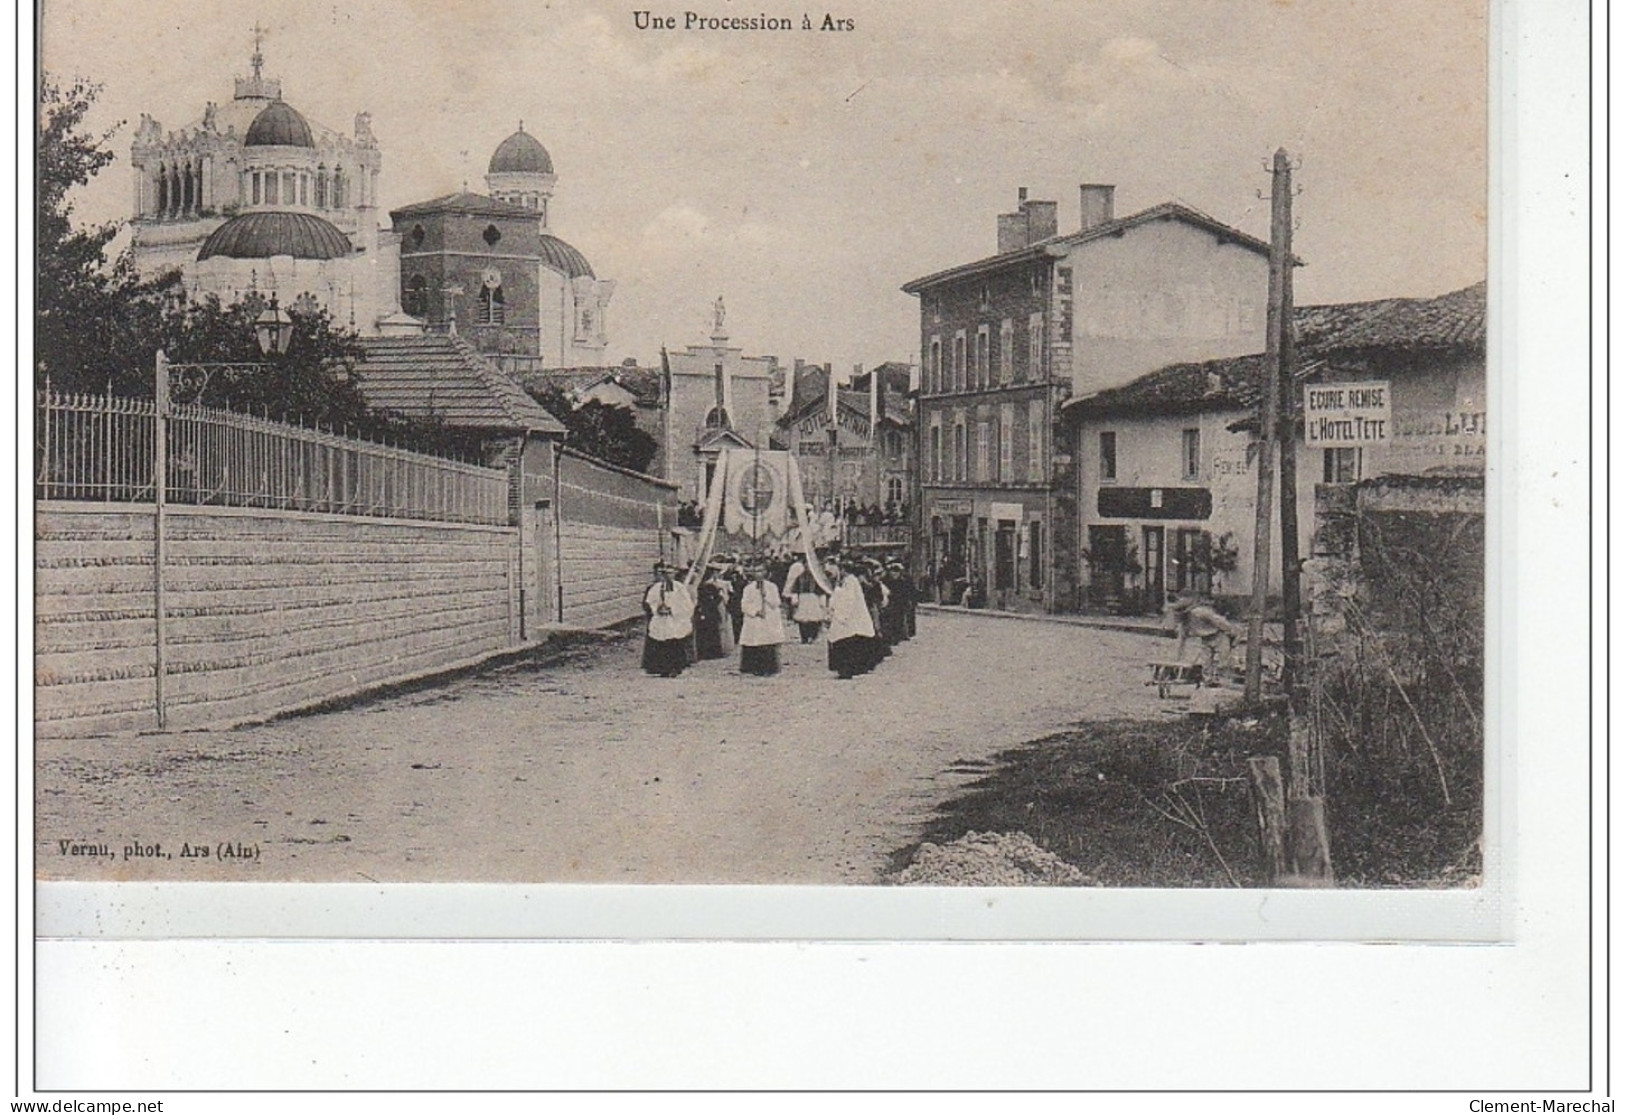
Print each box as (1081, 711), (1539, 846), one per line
(1146, 660), (1203, 699)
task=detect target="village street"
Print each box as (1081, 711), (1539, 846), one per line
(36, 611), (1171, 885)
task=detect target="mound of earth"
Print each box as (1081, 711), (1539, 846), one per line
(889, 830), (1091, 886)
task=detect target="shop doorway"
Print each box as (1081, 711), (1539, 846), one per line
(1173, 529), (1212, 596)
(1142, 526), (1166, 613)
(994, 521), (1017, 594)
(1087, 525), (1127, 608)
(935, 514), (971, 603)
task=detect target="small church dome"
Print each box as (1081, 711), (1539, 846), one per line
(538, 234), (594, 279)
(197, 211), (352, 260)
(245, 99), (315, 148)
(489, 126), (554, 176)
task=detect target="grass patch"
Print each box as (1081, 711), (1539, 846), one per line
(895, 708), (1482, 888)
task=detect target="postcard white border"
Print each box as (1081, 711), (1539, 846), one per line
(20, 0), (1599, 1095)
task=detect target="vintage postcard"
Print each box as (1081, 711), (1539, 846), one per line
(33, 0), (1496, 937)
(25, 0), (1605, 1099)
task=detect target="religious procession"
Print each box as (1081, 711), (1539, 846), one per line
(640, 447), (917, 681)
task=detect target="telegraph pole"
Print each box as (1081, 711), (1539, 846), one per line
(1276, 153), (1303, 695)
(1244, 149), (1294, 705)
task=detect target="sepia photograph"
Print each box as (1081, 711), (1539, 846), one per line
(33, 0), (1491, 900)
(25, 0), (1606, 1100)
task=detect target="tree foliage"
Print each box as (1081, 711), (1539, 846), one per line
(35, 74), (501, 464)
(529, 385), (659, 474)
(35, 75), (181, 395)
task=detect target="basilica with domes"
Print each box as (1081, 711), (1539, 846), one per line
(128, 39), (402, 331)
(390, 123), (616, 366)
(129, 37), (616, 364)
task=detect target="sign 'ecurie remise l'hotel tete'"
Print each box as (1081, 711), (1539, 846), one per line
(1304, 381), (1393, 447)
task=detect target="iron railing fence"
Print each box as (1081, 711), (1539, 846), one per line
(36, 388), (511, 526)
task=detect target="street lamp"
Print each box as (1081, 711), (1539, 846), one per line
(254, 294), (295, 357)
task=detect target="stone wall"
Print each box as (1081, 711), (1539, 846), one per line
(36, 502), (519, 737)
(552, 449), (679, 630)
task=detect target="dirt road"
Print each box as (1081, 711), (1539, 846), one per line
(36, 611), (1168, 884)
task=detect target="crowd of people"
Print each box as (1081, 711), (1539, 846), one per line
(640, 548), (917, 681)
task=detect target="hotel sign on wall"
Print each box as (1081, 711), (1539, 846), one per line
(1304, 381), (1392, 448)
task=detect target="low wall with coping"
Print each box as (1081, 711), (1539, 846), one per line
(551, 449), (678, 631)
(36, 502), (520, 737)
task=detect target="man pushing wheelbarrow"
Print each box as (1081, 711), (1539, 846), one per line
(1165, 593), (1245, 686)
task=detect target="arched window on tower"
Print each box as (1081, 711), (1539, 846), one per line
(156, 165), (169, 217)
(704, 406), (731, 430)
(169, 164), (182, 217)
(404, 275), (428, 318)
(315, 166), (327, 209)
(331, 167), (345, 209)
(478, 285), (505, 326)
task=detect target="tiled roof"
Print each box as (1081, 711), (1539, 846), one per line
(1298, 281), (1486, 352)
(779, 385), (913, 429)
(880, 395), (914, 426)
(522, 366), (662, 404)
(390, 190), (538, 222)
(790, 367), (829, 410)
(1064, 282), (1486, 419)
(853, 362), (913, 397)
(613, 366), (663, 401)
(355, 335), (565, 435)
(1064, 353), (1271, 419)
(903, 202), (1275, 293)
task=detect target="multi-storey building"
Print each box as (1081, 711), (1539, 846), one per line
(902, 184), (1273, 612)
(1063, 282), (1486, 613)
(775, 362), (915, 512)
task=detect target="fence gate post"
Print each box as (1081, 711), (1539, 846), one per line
(153, 351), (169, 730)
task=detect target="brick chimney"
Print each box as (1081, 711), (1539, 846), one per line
(997, 212), (1028, 254)
(997, 187), (1031, 253)
(1025, 199), (1058, 242)
(1080, 184), (1116, 230)
(997, 187), (1060, 253)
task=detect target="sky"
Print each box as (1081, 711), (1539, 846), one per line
(39, 0), (1488, 375)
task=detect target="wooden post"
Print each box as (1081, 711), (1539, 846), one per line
(1247, 755), (1288, 882)
(1276, 152), (1303, 695)
(1287, 603), (1335, 883)
(1287, 796), (1334, 882)
(1244, 150), (1293, 705)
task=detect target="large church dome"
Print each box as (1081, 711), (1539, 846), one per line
(489, 126), (553, 175)
(197, 211), (352, 260)
(245, 99), (315, 148)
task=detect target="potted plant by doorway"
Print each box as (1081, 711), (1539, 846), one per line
(1116, 538), (1145, 615)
